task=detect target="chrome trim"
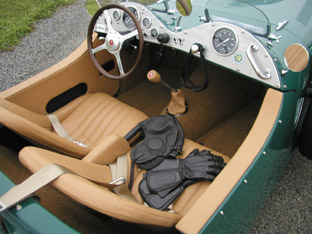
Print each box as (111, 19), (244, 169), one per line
(246, 45), (271, 80)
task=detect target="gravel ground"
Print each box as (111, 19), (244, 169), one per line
(0, 0), (91, 91)
(248, 149), (312, 233)
(1, 0), (312, 233)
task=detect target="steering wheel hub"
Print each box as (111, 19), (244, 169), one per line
(106, 34), (121, 52)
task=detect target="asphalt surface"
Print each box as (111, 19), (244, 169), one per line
(1, 1), (312, 233)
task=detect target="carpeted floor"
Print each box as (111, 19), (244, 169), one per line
(118, 56), (264, 156)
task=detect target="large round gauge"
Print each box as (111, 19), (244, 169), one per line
(212, 27), (238, 56)
(122, 6), (140, 30)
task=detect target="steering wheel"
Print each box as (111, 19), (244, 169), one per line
(87, 4), (144, 79)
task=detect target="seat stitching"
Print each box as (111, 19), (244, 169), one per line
(80, 101), (118, 143)
(86, 101), (133, 145)
(66, 95), (104, 129)
(67, 94), (113, 139)
(92, 104), (138, 145)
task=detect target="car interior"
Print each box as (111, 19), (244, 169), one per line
(0, 3), (285, 234)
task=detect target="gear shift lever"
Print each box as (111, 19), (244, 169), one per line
(147, 70), (187, 116)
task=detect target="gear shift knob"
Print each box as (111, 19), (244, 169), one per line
(147, 70), (176, 91)
(147, 70), (161, 83)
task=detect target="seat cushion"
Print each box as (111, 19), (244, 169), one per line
(55, 93), (148, 148)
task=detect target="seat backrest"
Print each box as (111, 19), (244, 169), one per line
(0, 98), (89, 157)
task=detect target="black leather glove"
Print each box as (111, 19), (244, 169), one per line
(181, 149), (226, 180)
(146, 149), (225, 193)
(139, 149), (226, 210)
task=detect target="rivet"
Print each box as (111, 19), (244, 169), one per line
(244, 179), (248, 184)
(220, 210), (224, 215)
(278, 120), (283, 124)
(236, 68), (241, 72)
(120, 147), (123, 151)
(263, 151), (267, 155)
(283, 85), (287, 88)
(16, 204), (22, 211)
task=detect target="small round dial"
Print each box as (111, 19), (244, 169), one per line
(112, 10), (121, 20)
(150, 28), (159, 38)
(212, 27), (238, 56)
(142, 16), (152, 29)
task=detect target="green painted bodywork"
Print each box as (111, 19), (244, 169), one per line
(200, 90), (299, 233)
(0, 171), (78, 234)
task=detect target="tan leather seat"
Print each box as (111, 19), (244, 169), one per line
(0, 93), (148, 157)
(19, 139), (230, 227)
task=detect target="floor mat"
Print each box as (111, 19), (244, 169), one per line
(118, 80), (171, 117)
(197, 98), (262, 157)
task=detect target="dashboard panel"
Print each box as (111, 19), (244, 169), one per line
(94, 3), (281, 88)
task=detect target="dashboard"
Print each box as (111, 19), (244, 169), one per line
(94, 3), (281, 89)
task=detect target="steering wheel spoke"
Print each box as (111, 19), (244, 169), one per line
(92, 42), (107, 54)
(87, 4), (143, 79)
(103, 10), (115, 34)
(121, 29), (139, 42)
(114, 53), (125, 75)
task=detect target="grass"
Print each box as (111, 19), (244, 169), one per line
(0, 0), (74, 51)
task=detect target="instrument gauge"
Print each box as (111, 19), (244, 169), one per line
(122, 6), (140, 30)
(212, 27), (238, 56)
(112, 10), (121, 20)
(142, 16), (152, 29)
(150, 28), (159, 38)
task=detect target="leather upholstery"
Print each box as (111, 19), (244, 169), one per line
(19, 139), (230, 227)
(0, 93), (148, 157)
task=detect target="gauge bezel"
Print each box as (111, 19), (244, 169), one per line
(112, 9), (121, 21)
(150, 27), (159, 38)
(212, 27), (239, 56)
(142, 16), (152, 29)
(122, 6), (141, 30)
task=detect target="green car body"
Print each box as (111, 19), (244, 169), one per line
(1, 0), (311, 233)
